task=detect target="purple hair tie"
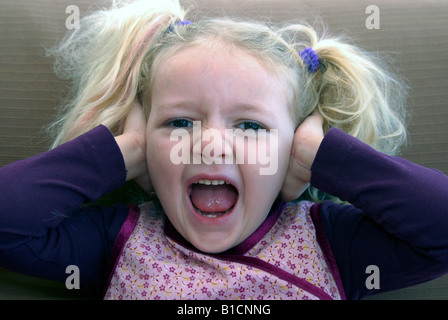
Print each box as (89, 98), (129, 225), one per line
(168, 20), (192, 32)
(299, 47), (320, 73)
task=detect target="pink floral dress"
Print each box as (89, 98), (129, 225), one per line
(104, 201), (346, 300)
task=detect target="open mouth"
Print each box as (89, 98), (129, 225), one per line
(189, 179), (239, 218)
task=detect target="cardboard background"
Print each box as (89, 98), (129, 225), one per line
(1, 0), (447, 299)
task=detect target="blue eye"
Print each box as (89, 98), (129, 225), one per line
(237, 121), (265, 131)
(168, 119), (193, 128)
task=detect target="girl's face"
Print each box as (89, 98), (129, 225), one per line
(146, 46), (295, 253)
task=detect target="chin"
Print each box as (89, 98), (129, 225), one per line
(186, 231), (240, 254)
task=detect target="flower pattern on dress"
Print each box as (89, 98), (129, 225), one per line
(104, 201), (343, 300)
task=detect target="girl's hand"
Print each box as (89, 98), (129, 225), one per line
(115, 101), (152, 193)
(280, 111), (324, 202)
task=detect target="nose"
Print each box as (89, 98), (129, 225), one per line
(191, 121), (233, 165)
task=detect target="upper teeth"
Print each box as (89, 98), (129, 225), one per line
(194, 179), (229, 185)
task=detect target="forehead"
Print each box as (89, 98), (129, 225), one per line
(150, 45), (290, 110)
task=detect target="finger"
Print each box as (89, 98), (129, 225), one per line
(123, 101), (146, 134)
(307, 109), (324, 126)
(311, 109), (322, 117)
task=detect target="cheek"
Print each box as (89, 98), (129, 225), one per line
(146, 132), (177, 186)
(241, 131), (294, 198)
(146, 136), (164, 167)
(145, 128), (192, 199)
(276, 140), (294, 191)
(260, 132), (294, 193)
(249, 130), (293, 178)
(277, 132), (294, 170)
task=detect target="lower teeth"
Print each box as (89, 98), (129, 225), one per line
(202, 213), (220, 218)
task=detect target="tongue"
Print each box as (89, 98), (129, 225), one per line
(190, 184), (238, 213)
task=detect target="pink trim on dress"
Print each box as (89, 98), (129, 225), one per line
(103, 204), (140, 295)
(310, 203), (347, 299)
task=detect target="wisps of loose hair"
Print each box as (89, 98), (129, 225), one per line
(47, 0), (186, 147)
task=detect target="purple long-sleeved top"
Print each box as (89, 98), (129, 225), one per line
(1, 125), (448, 299)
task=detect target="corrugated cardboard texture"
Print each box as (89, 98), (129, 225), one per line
(0, 0), (447, 299)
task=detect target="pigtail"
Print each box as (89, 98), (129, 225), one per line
(47, 0), (185, 147)
(293, 27), (408, 156)
(283, 25), (408, 202)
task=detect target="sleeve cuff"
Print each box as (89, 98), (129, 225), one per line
(78, 125), (127, 194)
(310, 128), (360, 197)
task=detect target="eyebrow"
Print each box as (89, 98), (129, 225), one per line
(237, 103), (275, 118)
(155, 101), (276, 120)
(153, 102), (197, 116)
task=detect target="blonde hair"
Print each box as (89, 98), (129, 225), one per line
(48, 0), (408, 201)
(48, 0), (186, 147)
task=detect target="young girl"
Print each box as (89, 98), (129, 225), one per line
(1, 0), (448, 300)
